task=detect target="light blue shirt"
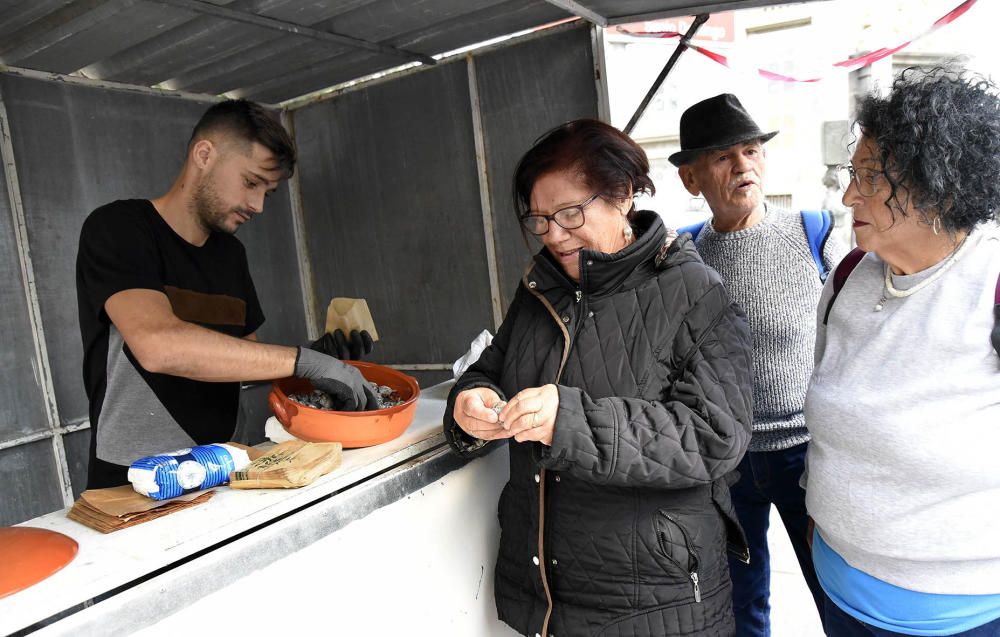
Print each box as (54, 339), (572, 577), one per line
(813, 530), (1000, 636)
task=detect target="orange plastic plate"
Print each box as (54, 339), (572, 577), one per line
(0, 527), (78, 599)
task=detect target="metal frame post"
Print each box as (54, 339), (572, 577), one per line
(624, 13), (709, 135)
(280, 110), (322, 341)
(466, 54), (504, 331)
(0, 83), (74, 505)
(590, 25), (611, 123)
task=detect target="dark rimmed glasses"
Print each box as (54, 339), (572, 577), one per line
(519, 194), (600, 236)
(837, 164), (883, 197)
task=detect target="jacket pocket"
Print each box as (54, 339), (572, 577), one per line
(711, 478), (750, 564)
(594, 576), (734, 637)
(654, 511), (703, 603)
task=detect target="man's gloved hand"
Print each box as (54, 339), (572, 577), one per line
(294, 347), (376, 411)
(309, 329), (375, 361)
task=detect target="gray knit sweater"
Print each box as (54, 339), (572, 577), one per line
(693, 206), (845, 452)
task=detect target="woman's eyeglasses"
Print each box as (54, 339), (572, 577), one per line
(837, 164), (883, 197)
(520, 194), (600, 236)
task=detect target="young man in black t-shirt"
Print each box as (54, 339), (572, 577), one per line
(77, 100), (375, 488)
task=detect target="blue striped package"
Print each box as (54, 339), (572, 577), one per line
(127, 444), (252, 500)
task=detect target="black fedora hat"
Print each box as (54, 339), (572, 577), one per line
(668, 94), (778, 167)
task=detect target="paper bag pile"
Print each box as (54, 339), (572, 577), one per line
(67, 487), (215, 534)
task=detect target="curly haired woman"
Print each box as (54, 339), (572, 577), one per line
(804, 66), (1000, 636)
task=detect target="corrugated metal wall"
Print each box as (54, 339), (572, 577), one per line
(474, 27), (602, 309)
(294, 61), (492, 366)
(0, 78), (307, 525)
(292, 25), (599, 369)
(0, 23), (598, 525)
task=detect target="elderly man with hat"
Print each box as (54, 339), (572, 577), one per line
(671, 94), (846, 636)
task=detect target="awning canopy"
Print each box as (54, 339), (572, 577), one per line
(0, 0), (824, 104)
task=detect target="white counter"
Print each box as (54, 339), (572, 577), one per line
(1, 381), (515, 636)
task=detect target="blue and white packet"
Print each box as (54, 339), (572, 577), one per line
(127, 444), (252, 500)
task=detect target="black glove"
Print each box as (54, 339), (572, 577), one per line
(294, 347), (376, 411)
(309, 329), (375, 361)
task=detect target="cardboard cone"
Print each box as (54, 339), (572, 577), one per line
(324, 298), (378, 342)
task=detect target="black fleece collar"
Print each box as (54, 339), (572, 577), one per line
(528, 210), (673, 298)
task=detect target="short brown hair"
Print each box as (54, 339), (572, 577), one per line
(190, 99), (296, 178)
(512, 119), (654, 220)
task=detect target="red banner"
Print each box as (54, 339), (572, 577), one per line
(619, 0), (978, 83)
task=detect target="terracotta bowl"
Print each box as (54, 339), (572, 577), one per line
(268, 361), (420, 448)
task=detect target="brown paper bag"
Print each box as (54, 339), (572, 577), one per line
(324, 297), (379, 342)
(79, 484), (210, 517)
(68, 488), (215, 533)
(229, 440), (343, 489)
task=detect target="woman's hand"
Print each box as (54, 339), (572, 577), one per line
(499, 384), (559, 446)
(453, 387), (510, 441)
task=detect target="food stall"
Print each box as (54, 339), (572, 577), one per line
(0, 1), (823, 634)
(1, 381), (521, 635)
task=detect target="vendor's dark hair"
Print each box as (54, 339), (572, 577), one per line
(855, 64), (1000, 233)
(189, 99), (296, 178)
(512, 119), (654, 223)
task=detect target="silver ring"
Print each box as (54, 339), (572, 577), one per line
(491, 402), (504, 415)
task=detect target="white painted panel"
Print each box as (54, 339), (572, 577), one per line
(134, 445), (517, 636)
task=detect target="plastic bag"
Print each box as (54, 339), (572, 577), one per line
(452, 330), (494, 378)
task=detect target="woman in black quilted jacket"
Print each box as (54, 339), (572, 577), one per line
(444, 119), (754, 637)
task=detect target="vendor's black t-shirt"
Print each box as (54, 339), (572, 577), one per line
(77, 199), (264, 488)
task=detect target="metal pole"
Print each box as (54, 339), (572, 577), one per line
(0, 64), (231, 106)
(590, 25), (611, 123)
(280, 110), (322, 340)
(466, 55), (504, 331)
(0, 84), (75, 506)
(623, 13), (709, 135)
(542, 0), (608, 27)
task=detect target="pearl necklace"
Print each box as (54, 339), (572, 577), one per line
(874, 236), (971, 311)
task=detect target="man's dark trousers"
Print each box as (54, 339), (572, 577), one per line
(728, 441), (825, 636)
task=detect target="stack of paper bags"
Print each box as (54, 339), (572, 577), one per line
(67, 487), (215, 533)
(229, 440), (342, 489)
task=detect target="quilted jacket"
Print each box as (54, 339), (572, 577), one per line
(444, 211), (754, 637)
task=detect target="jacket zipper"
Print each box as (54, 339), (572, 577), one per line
(734, 545), (751, 565)
(658, 513), (702, 603)
(522, 268), (575, 637)
(573, 289), (589, 344)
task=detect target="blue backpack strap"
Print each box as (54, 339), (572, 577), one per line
(822, 247), (867, 325)
(677, 220), (707, 241)
(800, 209), (834, 282)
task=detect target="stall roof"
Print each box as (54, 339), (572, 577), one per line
(0, 0), (822, 105)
